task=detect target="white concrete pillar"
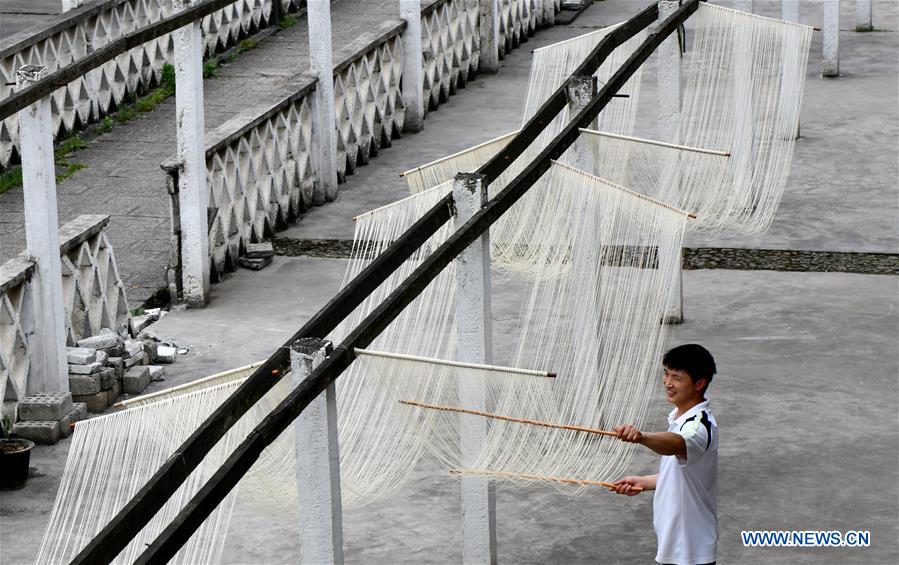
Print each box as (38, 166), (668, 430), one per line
(657, 0), (684, 324)
(452, 172), (497, 565)
(17, 65), (69, 396)
(822, 0), (840, 77)
(479, 0), (500, 73)
(400, 0), (424, 133)
(856, 0), (872, 31)
(543, 0), (555, 27)
(308, 0), (339, 203)
(292, 337), (344, 565)
(173, 0), (210, 308)
(565, 75), (596, 175)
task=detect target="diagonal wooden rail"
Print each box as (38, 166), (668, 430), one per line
(69, 1), (679, 562)
(127, 1), (701, 562)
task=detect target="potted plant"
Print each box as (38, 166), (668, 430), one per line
(0, 414), (34, 490)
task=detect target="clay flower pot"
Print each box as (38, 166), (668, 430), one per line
(0, 438), (34, 490)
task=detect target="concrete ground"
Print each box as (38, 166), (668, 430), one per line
(1, 0), (898, 564)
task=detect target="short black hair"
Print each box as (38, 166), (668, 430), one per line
(663, 344), (716, 392)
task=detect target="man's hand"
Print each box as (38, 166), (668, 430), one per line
(613, 424), (643, 444)
(609, 474), (657, 496)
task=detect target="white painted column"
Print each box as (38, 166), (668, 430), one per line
(822, 0), (840, 77)
(565, 75), (596, 175)
(782, 0), (801, 139)
(16, 65), (69, 396)
(657, 0), (684, 324)
(452, 172), (497, 565)
(543, 0), (555, 27)
(856, 0), (872, 31)
(308, 0), (339, 203)
(400, 0), (424, 133)
(479, 0), (500, 73)
(173, 0), (210, 308)
(292, 337), (344, 565)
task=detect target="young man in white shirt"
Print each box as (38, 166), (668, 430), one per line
(611, 344), (718, 565)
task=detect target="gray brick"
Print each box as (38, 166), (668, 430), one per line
(95, 349), (109, 366)
(106, 379), (122, 405)
(16, 392), (73, 421)
(73, 391), (108, 413)
(147, 365), (166, 381)
(245, 242), (274, 258)
(66, 347), (96, 365)
(69, 374), (102, 395)
(122, 366), (151, 394)
(143, 340), (158, 363)
(69, 361), (102, 375)
(77, 333), (122, 350)
(58, 406), (88, 439)
(72, 403), (88, 420)
(107, 357), (125, 378)
(123, 339), (144, 358)
(239, 255), (272, 270)
(98, 368), (116, 390)
(13, 420), (60, 444)
(124, 352), (147, 368)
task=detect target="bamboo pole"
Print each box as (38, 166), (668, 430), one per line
(451, 468), (643, 492)
(398, 400), (616, 437)
(356, 348), (556, 378)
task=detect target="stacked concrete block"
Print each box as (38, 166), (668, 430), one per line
(122, 366), (151, 394)
(239, 242), (274, 270)
(12, 392), (74, 445)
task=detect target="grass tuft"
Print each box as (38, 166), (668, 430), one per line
(279, 15), (297, 29)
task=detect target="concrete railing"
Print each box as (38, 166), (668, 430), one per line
(161, 0), (559, 301)
(0, 214), (130, 406)
(0, 0), (304, 169)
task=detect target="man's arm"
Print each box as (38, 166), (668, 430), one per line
(611, 474), (657, 496)
(613, 424), (686, 458)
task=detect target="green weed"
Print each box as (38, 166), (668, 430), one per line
(279, 15), (297, 29)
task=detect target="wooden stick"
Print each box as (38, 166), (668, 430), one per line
(398, 130), (521, 179)
(114, 361), (266, 408)
(398, 400), (616, 437)
(357, 348), (556, 378)
(451, 468), (642, 492)
(580, 127), (731, 157)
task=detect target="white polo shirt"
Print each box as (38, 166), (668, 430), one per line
(653, 399), (718, 565)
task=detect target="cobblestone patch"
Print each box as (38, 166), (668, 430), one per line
(273, 237), (899, 275)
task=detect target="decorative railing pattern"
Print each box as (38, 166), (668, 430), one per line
(0, 214), (130, 405)
(163, 0), (560, 299)
(0, 0), (304, 169)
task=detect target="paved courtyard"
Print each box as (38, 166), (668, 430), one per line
(1, 1), (897, 564)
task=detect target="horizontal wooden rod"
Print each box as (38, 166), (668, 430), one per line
(450, 468), (643, 492)
(113, 361), (265, 408)
(580, 128), (731, 157)
(358, 349), (555, 378)
(398, 400), (614, 437)
(551, 160), (698, 219)
(400, 130), (521, 179)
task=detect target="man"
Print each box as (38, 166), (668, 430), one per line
(611, 344), (718, 565)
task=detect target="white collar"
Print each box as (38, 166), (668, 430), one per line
(668, 398), (711, 426)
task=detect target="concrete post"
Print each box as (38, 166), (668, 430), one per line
(564, 75), (596, 175)
(657, 0), (684, 324)
(822, 0), (840, 77)
(292, 337), (344, 565)
(173, 0), (210, 308)
(452, 173), (497, 565)
(16, 65), (68, 396)
(782, 0), (801, 139)
(479, 0), (500, 73)
(399, 0), (424, 133)
(543, 0), (555, 27)
(308, 0), (339, 203)
(856, 0), (872, 31)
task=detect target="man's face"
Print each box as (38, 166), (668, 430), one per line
(662, 366), (703, 406)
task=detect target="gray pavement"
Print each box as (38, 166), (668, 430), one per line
(1, 1), (898, 564)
